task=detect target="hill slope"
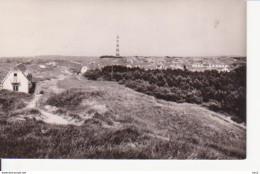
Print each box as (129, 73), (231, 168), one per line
(0, 59), (246, 159)
(57, 77), (246, 159)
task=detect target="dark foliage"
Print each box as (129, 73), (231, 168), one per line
(29, 82), (36, 94)
(0, 90), (30, 114)
(85, 65), (246, 122)
(99, 55), (122, 59)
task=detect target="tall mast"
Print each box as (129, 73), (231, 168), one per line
(116, 34), (120, 57)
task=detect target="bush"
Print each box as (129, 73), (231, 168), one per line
(0, 90), (28, 113)
(46, 89), (86, 109)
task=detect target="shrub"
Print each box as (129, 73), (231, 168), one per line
(0, 91), (28, 113)
(46, 89), (86, 109)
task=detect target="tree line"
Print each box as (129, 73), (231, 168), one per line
(85, 65), (246, 123)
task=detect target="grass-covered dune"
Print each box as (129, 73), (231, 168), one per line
(0, 79), (246, 159)
(0, 116), (245, 159)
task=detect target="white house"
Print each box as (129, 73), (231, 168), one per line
(1, 64), (32, 93)
(221, 67), (230, 72)
(80, 63), (101, 75)
(80, 66), (88, 74)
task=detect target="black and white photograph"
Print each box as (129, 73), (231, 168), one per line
(0, 0), (246, 160)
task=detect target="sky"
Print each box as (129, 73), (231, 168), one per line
(0, 0), (246, 57)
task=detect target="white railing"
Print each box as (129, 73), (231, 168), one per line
(10, 78), (20, 84)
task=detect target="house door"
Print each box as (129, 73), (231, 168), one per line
(13, 85), (19, 91)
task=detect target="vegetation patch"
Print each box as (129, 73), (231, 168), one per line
(9, 109), (41, 118)
(85, 65), (246, 122)
(46, 89), (86, 109)
(99, 55), (123, 59)
(0, 118), (245, 159)
(0, 90), (31, 114)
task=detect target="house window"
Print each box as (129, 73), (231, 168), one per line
(13, 85), (19, 91)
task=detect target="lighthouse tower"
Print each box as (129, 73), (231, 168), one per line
(116, 34), (120, 57)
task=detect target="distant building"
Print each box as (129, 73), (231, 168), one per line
(221, 67), (230, 72)
(210, 64), (228, 68)
(46, 61), (56, 67)
(1, 64), (33, 93)
(192, 64), (204, 68)
(80, 66), (88, 74)
(80, 63), (101, 74)
(170, 64), (182, 69)
(193, 64), (228, 68)
(156, 65), (164, 69)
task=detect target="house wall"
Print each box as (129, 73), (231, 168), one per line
(2, 69), (30, 93)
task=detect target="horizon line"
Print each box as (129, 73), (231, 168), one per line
(0, 54), (247, 58)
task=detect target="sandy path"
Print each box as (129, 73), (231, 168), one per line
(39, 110), (70, 125)
(26, 94), (42, 109)
(22, 67), (82, 125)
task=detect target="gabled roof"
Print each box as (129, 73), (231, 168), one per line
(15, 63), (31, 77)
(15, 64), (27, 72)
(1, 64), (32, 84)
